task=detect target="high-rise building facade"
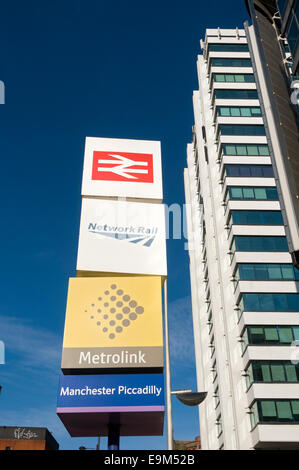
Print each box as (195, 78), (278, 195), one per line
(184, 24), (299, 449)
(245, 0), (299, 266)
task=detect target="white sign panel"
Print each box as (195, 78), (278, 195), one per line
(81, 137), (163, 201)
(76, 198), (167, 276)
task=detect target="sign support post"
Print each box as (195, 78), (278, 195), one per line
(164, 280), (173, 450)
(108, 424), (120, 451)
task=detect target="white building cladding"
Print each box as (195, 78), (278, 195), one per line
(184, 28), (299, 450)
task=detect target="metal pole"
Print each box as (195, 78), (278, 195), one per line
(107, 424), (120, 450)
(164, 279), (173, 450)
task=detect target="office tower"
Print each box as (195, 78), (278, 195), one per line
(184, 25), (299, 449)
(245, 0), (299, 265)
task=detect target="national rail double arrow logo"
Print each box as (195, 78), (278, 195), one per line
(92, 151), (154, 183)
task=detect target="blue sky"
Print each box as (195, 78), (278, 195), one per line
(0, 0), (249, 450)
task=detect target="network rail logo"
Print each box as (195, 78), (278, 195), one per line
(85, 199), (201, 252)
(88, 222), (158, 247)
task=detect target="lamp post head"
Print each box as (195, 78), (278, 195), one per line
(175, 391), (207, 407)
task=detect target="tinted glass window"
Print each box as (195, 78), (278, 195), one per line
(287, 15), (299, 55)
(245, 326), (297, 346)
(254, 400), (299, 424)
(213, 74), (254, 83)
(222, 144), (269, 156)
(279, 327), (293, 343)
(211, 58), (252, 67)
(215, 89), (258, 99)
(241, 293), (299, 312)
(219, 125), (265, 136)
(238, 264), (299, 281)
(234, 235), (289, 251)
(277, 0), (288, 16)
(224, 165), (274, 178)
(248, 362), (299, 384)
(209, 44), (249, 52)
(228, 187), (278, 200)
(231, 211), (283, 225)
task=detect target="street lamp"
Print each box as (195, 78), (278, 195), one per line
(163, 280), (207, 450)
(164, 389), (207, 451)
(172, 390), (208, 407)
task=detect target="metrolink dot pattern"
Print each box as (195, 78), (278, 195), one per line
(85, 283), (144, 340)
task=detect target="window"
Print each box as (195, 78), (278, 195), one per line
(287, 13), (299, 56)
(237, 264), (299, 281)
(210, 334), (215, 358)
(239, 293), (299, 312)
(208, 310), (213, 333)
(250, 402), (259, 429)
(222, 144), (269, 156)
(243, 326), (299, 347)
(246, 362), (299, 387)
(232, 236), (288, 252)
(251, 325), (298, 344)
(279, 326), (295, 343)
(216, 415), (222, 437)
(214, 386), (220, 408)
(217, 106), (261, 117)
(208, 44), (249, 52)
(260, 401), (277, 420)
(248, 326), (266, 344)
(277, 0), (288, 16)
(210, 58), (252, 67)
(293, 326), (299, 341)
(213, 74), (254, 83)
(230, 210), (283, 225)
(224, 165), (274, 178)
(228, 186), (278, 200)
(250, 400), (299, 428)
(212, 360), (218, 382)
(215, 89), (258, 100)
(219, 124), (265, 136)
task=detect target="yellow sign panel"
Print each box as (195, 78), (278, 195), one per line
(61, 276), (163, 371)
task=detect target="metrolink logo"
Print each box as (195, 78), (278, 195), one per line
(88, 222), (158, 247)
(85, 281), (146, 341)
